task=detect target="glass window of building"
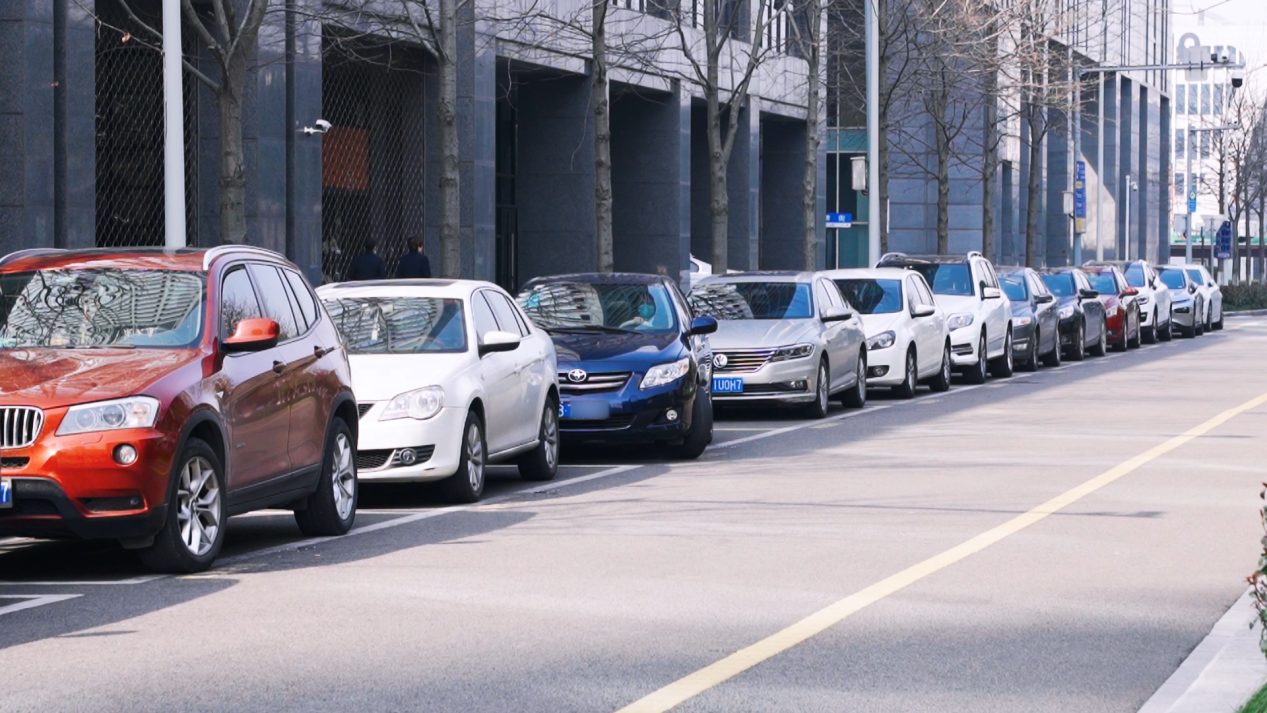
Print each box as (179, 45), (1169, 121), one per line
(1214, 84), (1224, 115)
(1175, 128), (1184, 159)
(1176, 173), (1184, 196)
(1176, 84), (1185, 113)
(1189, 85), (1198, 115)
(1201, 84), (1211, 115)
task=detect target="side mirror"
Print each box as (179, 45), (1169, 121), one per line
(1079, 288), (1100, 299)
(1149, 278), (1157, 289)
(478, 330), (521, 356)
(688, 315), (718, 336)
(982, 287), (1002, 300)
(978, 281), (988, 299)
(911, 304), (936, 318)
(223, 318), (280, 352)
(1123, 287), (1139, 296)
(1035, 293), (1055, 304)
(821, 306), (855, 322)
(1188, 284), (1198, 294)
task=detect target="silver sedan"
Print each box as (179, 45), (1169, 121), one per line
(687, 272), (868, 418)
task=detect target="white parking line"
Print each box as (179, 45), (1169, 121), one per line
(0, 594), (81, 617)
(0, 575), (164, 587)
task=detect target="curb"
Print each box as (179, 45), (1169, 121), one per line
(1138, 589), (1267, 713)
(1227, 309), (1267, 317)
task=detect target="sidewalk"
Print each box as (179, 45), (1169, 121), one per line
(1139, 589), (1267, 713)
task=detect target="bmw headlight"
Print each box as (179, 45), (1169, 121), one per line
(866, 331), (896, 351)
(1013, 316), (1032, 327)
(1058, 306), (1075, 319)
(640, 357), (691, 390)
(57, 396), (160, 436)
(769, 343), (815, 362)
(380, 386), (445, 421)
(946, 313), (974, 330)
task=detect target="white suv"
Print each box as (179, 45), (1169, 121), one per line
(876, 252), (1013, 384)
(1179, 263), (1224, 331)
(317, 279), (560, 503)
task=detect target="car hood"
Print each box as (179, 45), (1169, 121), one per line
(859, 312), (904, 337)
(1055, 295), (1081, 310)
(348, 353), (472, 401)
(0, 348), (202, 409)
(1167, 288), (1194, 302)
(932, 294), (980, 317)
(550, 330), (685, 372)
(709, 319), (820, 350)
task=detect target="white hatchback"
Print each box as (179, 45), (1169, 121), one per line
(317, 280), (560, 503)
(823, 267), (952, 397)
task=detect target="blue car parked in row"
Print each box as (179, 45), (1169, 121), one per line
(516, 273), (718, 459)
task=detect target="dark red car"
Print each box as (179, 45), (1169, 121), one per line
(1082, 265), (1141, 351)
(0, 246), (359, 572)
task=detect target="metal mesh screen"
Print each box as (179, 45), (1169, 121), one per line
(94, 0), (199, 248)
(321, 35), (427, 283)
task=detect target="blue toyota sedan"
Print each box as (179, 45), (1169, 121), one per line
(517, 273), (718, 459)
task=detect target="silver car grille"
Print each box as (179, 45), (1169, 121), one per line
(0, 407), (43, 449)
(559, 372), (631, 394)
(713, 348), (776, 373)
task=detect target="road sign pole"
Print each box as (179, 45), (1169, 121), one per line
(1185, 132), (1193, 263)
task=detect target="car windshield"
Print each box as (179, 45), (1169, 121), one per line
(1087, 273), (1118, 294)
(689, 282), (813, 320)
(908, 264), (974, 296)
(834, 279), (901, 314)
(517, 281), (678, 333)
(1000, 275), (1028, 302)
(322, 297), (467, 353)
(1159, 270), (1187, 289)
(1041, 273), (1076, 297)
(1186, 269), (1206, 286)
(0, 268), (205, 349)
(1124, 265), (1147, 287)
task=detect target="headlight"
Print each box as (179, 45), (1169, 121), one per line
(769, 343), (815, 362)
(1013, 316), (1032, 327)
(1137, 295), (1150, 305)
(946, 313), (974, 330)
(1174, 295), (1192, 305)
(1058, 306), (1075, 319)
(866, 331), (896, 350)
(379, 386), (445, 421)
(640, 357), (691, 389)
(57, 396), (160, 436)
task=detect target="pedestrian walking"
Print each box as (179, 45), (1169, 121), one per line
(396, 237), (432, 279)
(345, 238), (386, 281)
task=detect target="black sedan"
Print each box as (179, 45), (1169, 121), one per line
(1038, 268), (1108, 360)
(999, 267), (1061, 370)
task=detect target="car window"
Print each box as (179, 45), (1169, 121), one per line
(1087, 272), (1118, 294)
(220, 265), (264, 341)
(1000, 274), (1027, 302)
(981, 262), (999, 289)
(814, 281), (837, 314)
(247, 264), (299, 340)
(283, 269), (318, 330)
(834, 278), (902, 314)
(1028, 274), (1050, 298)
(1124, 264), (1147, 288)
(689, 282), (814, 320)
(1158, 269), (1187, 289)
(518, 281), (679, 333)
(1186, 268), (1206, 286)
(1041, 273), (1075, 297)
(912, 275), (935, 306)
(908, 264), (973, 297)
(471, 292), (501, 341)
(322, 296), (467, 353)
(484, 291), (528, 337)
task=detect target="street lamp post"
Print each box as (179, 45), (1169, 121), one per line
(162, 0), (186, 249)
(1184, 124), (1240, 263)
(865, 0), (880, 267)
(1124, 174), (1137, 260)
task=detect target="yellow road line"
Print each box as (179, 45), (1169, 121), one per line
(614, 390), (1267, 713)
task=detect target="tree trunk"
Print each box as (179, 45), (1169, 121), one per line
(707, 75), (728, 272)
(1259, 192), (1264, 283)
(802, 1), (821, 270)
(935, 120), (950, 255)
(438, 0), (461, 278)
(876, 0), (889, 254)
(592, 0), (613, 272)
(981, 79), (997, 262)
(218, 55), (248, 244)
(1024, 102), (1043, 268)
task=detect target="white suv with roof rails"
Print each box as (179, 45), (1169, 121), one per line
(875, 251), (1013, 384)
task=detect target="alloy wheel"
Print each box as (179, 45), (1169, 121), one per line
(817, 363), (830, 413)
(542, 405), (559, 472)
(906, 352), (916, 392)
(177, 455), (221, 557)
(941, 346), (951, 383)
(331, 433), (356, 522)
(466, 421), (486, 492)
(977, 335), (988, 381)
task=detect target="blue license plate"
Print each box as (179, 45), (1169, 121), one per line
(559, 403), (571, 419)
(713, 377), (744, 393)
(0, 478), (10, 509)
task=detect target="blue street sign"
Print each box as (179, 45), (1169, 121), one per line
(1188, 190), (1198, 213)
(826, 213), (852, 228)
(1216, 220), (1233, 259)
(1073, 161), (1087, 220)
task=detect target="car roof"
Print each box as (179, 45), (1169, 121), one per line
(877, 252), (980, 266)
(520, 272), (668, 287)
(315, 278), (493, 299)
(820, 267), (913, 281)
(995, 266), (1034, 276)
(696, 270), (816, 285)
(0, 246), (303, 274)
(1037, 267), (1086, 275)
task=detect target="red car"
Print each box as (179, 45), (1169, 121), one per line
(0, 246), (359, 572)
(1082, 265), (1141, 351)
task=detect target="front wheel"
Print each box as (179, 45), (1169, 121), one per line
(138, 439), (226, 573)
(1127, 311), (1141, 349)
(1042, 328), (1062, 367)
(989, 330), (1014, 378)
(928, 342), (952, 392)
(442, 412), (486, 503)
(1143, 310), (1158, 344)
(517, 398), (560, 481)
(295, 418), (358, 537)
(841, 351), (868, 409)
(1159, 311), (1173, 341)
(1090, 319), (1108, 356)
(1068, 322), (1086, 362)
(805, 359), (831, 419)
(892, 347), (917, 399)
(672, 389), (713, 460)
(1020, 329), (1040, 372)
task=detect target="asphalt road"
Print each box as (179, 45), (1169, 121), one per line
(2, 318), (1266, 713)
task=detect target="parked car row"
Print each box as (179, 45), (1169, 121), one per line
(0, 247), (1225, 574)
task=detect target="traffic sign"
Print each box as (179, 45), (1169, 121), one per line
(826, 213), (852, 228)
(1188, 190), (1198, 213)
(1215, 220), (1233, 259)
(1074, 162), (1087, 221)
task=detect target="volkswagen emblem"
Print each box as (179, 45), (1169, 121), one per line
(713, 353), (729, 368)
(567, 369), (588, 383)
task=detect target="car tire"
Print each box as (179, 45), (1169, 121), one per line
(673, 388), (713, 460)
(841, 350), (868, 409)
(1195, 316), (1205, 336)
(806, 359), (832, 419)
(892, 347), (917, 399)
(989, 330), (1014, 378)
(1159, 311), (1173, 342)
(1128, 311), (1142, 349)
(1020, 329), (1040, 372)
(1090, 318), (1108, 356)
(517, 397), (560, 481)
(1143, 310), (1158, 344)
(1068, 321), (1086, 362)
(442, 412), (486, 504)
(137, 438), (226, 574)
(928, 342), (952, 392)
(964, 332), (988, 384)
(1214, 311), (1224, 330)
(1042, 328), (1062, 367)
(294, 418), (358, 537)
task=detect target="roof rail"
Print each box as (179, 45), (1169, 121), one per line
(966, 250), (983, 259)
(0, 248), (66, 270)
(202, 245), (287, 270)
(877, 252), (907, 263)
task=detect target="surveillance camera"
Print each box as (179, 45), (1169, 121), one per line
(1211, 51), (1219, 63)
(1219, 50), (1230, 63)
(1232, 71), (1245, 88)
(302, 119), (332, 135)
(315, 119), (332, 131)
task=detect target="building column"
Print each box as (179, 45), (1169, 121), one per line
(1046, 104), (1071, 266)
(289, 13), (322, 283)
(0, 0), (55, 251)
(1117, 77), (1134, 261)
(760, 114), (808, 269)
(729, 100), (760, 270)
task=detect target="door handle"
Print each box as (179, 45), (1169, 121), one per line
(273, 360), (286, 374)
(314, 345), (333, 359)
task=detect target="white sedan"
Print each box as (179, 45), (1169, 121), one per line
(824, 268), (952, 397)
(316, 279), (560, 503)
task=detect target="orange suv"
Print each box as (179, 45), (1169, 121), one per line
(0, 246), (359, 572)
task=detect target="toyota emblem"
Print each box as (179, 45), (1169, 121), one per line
(713, 353), (728, 368)
(567, 369), (588, 383)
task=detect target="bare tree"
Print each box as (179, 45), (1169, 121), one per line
(789, 0), (825, 269)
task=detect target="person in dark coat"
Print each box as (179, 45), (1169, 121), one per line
(395, 237), (432, 279)
(345, 238), (386, 281)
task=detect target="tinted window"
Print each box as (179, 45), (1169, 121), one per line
(833, 279), (902, 314)
(688, 282), (813, 320)
(814, 281), (838, 314)
(1041, 273), (1076, 297)
(1087, 273), (1118, 294)
(1000, 274), (1028, 302)
(908, 264), (974, 296)
(485, 291), (528, 337)
(247, 265), (299, 340)
(912, 276), (935, 306)
(1028, 274), (1049, 298)
(283, 269), (318, 329)
(472, 293), (500, 340)
(1186, 269), (1207, 286)
(221, 266), (264, 340)
(1124, 265), (1147, 288)
(518, 281), (679, 333)
(1159, 269), (1187, 289)
(322, 297), (467, 353)
(980, 262), (999, 289)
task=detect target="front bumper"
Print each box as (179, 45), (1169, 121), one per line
(1011, 323), (1036, 358)
(948, 325), (981, 367)
(558, 373), (696, 443)
(711, 354), (818, 405)
(865, 344), (905, 386)
(355, 405), (465, 482)
(1171, 303), (1197, 327)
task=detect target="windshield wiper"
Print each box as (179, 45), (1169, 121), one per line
(545, 325), (636, 335)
